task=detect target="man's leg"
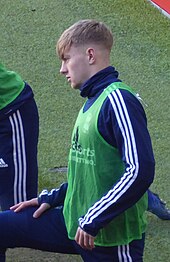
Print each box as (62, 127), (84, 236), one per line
(0, 98), (39, 210)
(73, 234), (145, 262)
(0, 206), (78, 261)
(19, 98), (39, 201)
(147, 189), (170, 220)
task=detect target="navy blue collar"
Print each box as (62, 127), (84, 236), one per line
(80, 66), (120, 98)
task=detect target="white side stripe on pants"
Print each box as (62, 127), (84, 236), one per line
(118, 244), (132, 262)
(9, 110), (27, 204)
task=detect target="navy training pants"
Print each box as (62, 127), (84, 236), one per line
(0, 206), (145, 262)
(0, 98), (39, 210)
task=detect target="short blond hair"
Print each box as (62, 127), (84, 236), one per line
(57, 19), (113, 59)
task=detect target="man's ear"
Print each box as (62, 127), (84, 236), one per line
(86, 48), (95, 64)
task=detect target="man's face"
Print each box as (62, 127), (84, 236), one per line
(59, 45), (91, 89)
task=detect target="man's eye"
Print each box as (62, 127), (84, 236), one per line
(63, 57), (69, 62)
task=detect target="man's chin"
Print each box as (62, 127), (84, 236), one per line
(71, 84), (80, 90)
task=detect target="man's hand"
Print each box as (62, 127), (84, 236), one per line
(75, 227), (95, 250)
(10, 198), (50, 218)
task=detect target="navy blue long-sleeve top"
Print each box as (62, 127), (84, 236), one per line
(39, 66), (155, 236)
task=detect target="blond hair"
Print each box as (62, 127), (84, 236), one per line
(57, 19), (113, 59)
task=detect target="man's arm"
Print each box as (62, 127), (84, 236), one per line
(10, 182), (68, 218)
(38, 182), (68, 207)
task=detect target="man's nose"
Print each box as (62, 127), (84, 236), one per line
(60, 62), (67, 74)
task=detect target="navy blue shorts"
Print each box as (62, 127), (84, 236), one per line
(0, 98), (39, 210)
(0, 206), (145, 262)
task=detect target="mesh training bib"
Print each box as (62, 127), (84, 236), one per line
(64, 82), (147, 246)
(0, 63), (24, 110)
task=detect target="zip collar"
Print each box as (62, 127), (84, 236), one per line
(80, 66), (120, 98)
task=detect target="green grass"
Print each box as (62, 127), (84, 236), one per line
(1, 0), (170, 261)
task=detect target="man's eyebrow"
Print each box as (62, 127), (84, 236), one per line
(62, 54), (70, 60)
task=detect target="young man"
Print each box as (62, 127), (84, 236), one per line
(0, 63), (39, 210)
(0, 20), (159, 261)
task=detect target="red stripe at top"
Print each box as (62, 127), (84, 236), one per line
(151, 0), (170, 14)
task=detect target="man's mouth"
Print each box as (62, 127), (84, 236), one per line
(66, 76), (71, 82)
